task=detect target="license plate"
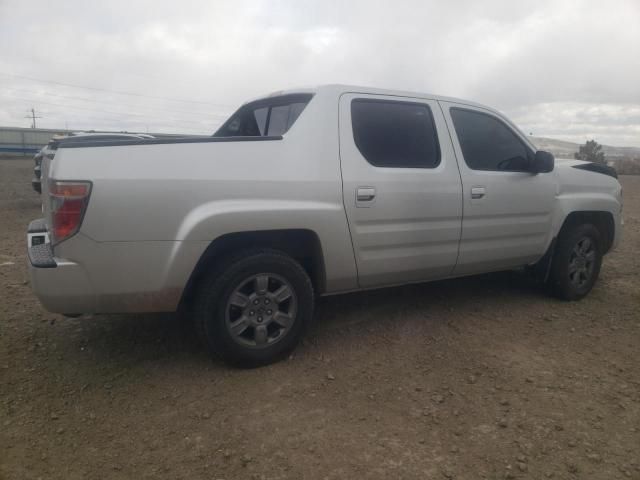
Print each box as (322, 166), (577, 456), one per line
(28, 232), (49, 248)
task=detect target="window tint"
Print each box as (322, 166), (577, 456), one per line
(266, 105), (288, 136)
(351, 100), (440, 168)
(267, 103), (308, 136)
(214, 94), (312, 137)
(450, 108), (532, 172)
(254, 107), (268, 135)
(288, 102), (307, 126)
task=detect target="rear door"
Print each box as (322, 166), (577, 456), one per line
(339, 93), (463, 288)
(440, 102), (556, 275)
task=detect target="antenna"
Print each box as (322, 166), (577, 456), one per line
(24, 108), (42, 128)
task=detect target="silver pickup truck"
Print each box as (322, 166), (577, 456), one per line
(28, 84), (623, 366)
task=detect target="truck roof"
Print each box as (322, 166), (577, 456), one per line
(256, 84), (498, 115)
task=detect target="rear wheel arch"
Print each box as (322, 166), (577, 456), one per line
(179, 229), (326, 309)
(193, 248), (315, 366)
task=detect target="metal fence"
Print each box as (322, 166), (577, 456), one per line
(0, 127), (68, 154)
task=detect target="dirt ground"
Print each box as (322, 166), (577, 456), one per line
(1, 157), (639, 480)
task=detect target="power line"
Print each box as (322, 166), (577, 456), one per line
(6, 86), (231, 118)
(8, 95), (225, 127)
(0, 72), (234, 108)
(24, 107), (42, 128)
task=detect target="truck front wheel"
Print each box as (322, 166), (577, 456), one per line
(194, 249), (314, 367)
(549, 223), (603, 300)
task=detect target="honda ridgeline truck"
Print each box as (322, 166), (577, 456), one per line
(27, 85), (623, 366)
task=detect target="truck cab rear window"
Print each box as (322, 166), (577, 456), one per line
(351, 99), (440, 168)
(214, 94), (312, 137)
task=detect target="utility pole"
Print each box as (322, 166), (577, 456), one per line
(24, 108), (42, 129)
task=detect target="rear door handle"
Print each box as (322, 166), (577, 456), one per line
(356, 186), (376, 207)
(471, 186), (486, 199)
(356, 187), (376, 202)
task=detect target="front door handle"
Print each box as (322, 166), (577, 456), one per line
(471, 186), (486, 199)
(356, 187), (376, 202)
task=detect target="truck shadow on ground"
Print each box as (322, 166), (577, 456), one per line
(62, 269), (548, 370)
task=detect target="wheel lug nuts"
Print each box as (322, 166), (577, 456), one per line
(257, 316), (263, 323)
(267, 309), (272, 315)
(253, 299), (259, 305)
(249, 310), (255, 316)
(264, 299), (270, 304)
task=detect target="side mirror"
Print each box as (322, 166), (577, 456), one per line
(531, 150), (554, 173)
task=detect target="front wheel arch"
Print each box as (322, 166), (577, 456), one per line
(555, 211), (615, 254)
(535, 211), (612, 290)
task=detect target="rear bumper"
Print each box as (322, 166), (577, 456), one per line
(32, 163), (42, 193)
(27, 219), (96, 314)
(27, 219), (204, 315)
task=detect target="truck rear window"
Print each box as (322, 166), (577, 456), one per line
(214, 94), (313, 137)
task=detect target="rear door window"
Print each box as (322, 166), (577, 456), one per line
(351, 99), (440, 168)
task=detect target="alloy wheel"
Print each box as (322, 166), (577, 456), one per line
(568, 236), (596, 288)
(224, 273), (298, 348)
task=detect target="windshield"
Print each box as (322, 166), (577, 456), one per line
(213, 93), (313, 137)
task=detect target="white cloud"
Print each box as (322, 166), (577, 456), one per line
(0, 0), (638, 145)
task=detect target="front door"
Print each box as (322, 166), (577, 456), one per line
(440, 101), (556, 275)
(339, 93), (463, 288)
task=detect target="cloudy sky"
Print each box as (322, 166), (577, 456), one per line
(1, 0), (639, 146)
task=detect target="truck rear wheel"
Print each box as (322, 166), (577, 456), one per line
(194, 249), (314, 367)
(549, 223), (603, 300)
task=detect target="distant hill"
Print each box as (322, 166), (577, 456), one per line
(530, 137), (640, 161)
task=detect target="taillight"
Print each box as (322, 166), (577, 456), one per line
(49, 180), (92, 244)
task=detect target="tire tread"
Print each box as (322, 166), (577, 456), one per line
(549, 223), (602, 300)
(193, 248), (314, 367)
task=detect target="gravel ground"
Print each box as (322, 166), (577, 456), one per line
(1, 157), (639, 480)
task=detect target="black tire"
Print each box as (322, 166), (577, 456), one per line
(549, 223), (603, 300)
(194, 249), (314, 367)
